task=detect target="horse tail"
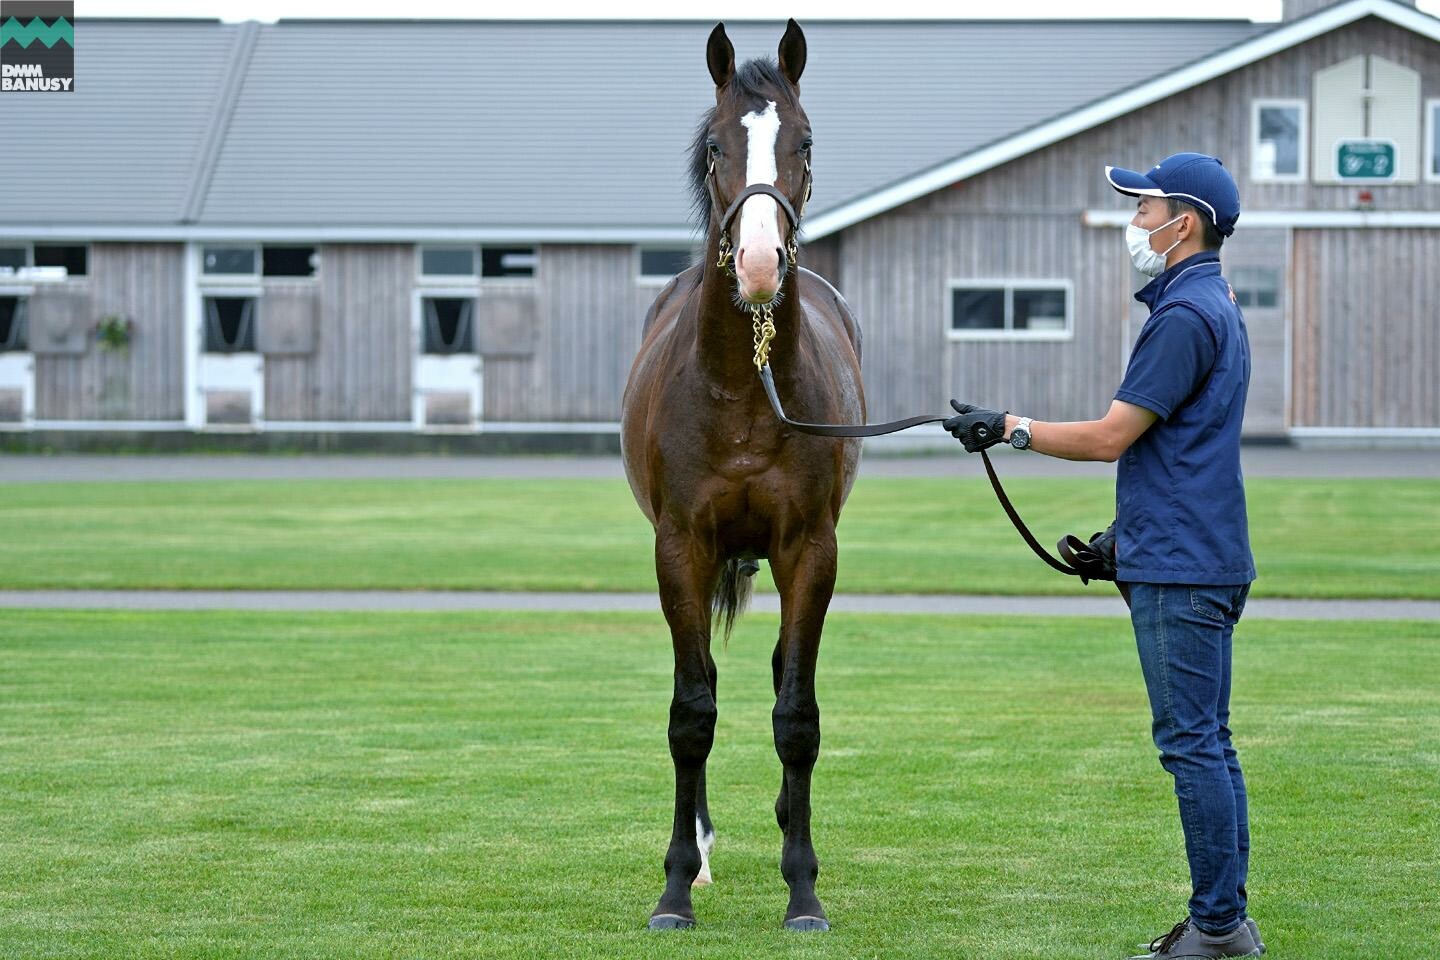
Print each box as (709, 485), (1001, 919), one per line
(712, 559), (756, 648)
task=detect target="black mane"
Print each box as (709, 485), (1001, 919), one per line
(688, 58), (800, 236)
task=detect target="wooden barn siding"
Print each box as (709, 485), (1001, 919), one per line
(484, 245), (642, 422)
(35, 243), (185, 420)
(1292, 228), (1439, 428)
(851, 15), (1439, 431)
(261, 280), (321, 421)
(840, 210), (1128, 424)
(263, 244), (412, 422)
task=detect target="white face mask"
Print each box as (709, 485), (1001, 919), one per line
(1125, 214), (1185, 278)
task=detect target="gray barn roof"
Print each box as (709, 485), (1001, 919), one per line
(1, 18), (1271, 237)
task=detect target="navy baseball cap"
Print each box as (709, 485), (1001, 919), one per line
(1105, 152), (1241, 237)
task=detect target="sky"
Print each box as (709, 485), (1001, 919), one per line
(74, 0), (1440, 24)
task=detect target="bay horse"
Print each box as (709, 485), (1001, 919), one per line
(620, 19), (864, 932)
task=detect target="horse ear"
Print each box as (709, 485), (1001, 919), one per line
(778, 18), (806, 88)
(707, 23), (734, 91)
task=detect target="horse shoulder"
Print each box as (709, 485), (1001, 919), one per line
(799, 267), (862, 364)
(641, 264), (703, 339)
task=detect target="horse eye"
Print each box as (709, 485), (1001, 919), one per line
(707, 141), (721, 156)
(800, 139), (813, 154)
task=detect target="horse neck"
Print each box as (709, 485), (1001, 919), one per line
(694, 232), (801, 389)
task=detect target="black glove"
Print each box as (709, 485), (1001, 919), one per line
(943, 399), (1008, 453)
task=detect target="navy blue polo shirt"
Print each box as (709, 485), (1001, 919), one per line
(1114, 250), (1256, 585)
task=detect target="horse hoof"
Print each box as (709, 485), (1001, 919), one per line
(648, 914), (696, 930)
(691, 869), (712, 887)
(784, 916), (830, 932)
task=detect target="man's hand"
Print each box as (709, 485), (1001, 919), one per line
(944, 400), (1008, 452)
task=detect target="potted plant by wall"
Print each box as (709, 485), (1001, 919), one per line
(95, 313), (133, 352)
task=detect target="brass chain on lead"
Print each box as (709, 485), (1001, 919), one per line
(751, 300), (777, 372)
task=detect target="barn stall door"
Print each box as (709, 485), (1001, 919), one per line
(1291, 228), (1440, 429)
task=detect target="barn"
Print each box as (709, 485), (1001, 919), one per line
(1, 0), (1436, 445)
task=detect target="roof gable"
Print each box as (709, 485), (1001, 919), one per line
(802, 0), (1440, 239)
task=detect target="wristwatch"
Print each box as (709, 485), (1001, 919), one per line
(1010, 417), (1033, 450)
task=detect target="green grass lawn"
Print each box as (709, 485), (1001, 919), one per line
(2, 609), (1436, 959)
(3, 476), (1438, 598)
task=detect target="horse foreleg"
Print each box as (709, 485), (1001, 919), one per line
(769, 529), (837, 932)
(648, 527), (718, 930)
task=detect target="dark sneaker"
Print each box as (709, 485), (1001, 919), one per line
(1140, 918), (1264, 956)
(1244, 918), (1265, 955)
(1129, 918), (1261, 959)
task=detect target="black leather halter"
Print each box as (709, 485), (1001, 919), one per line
(705, 156), (810, 264)
(718, 183), (801, 239)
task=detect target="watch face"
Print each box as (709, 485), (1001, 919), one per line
(1011, 429), (1029, 449)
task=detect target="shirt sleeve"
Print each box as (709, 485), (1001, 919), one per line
(1114, 305), (1218, 420)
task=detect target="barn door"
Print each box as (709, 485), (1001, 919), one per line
(1291, 229), (1440, 429)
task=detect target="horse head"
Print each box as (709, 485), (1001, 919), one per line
(696, 20), (812, 306)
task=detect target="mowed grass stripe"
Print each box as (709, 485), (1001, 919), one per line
(1, 610), (1436, 959)
(3, 477), (1438, 598)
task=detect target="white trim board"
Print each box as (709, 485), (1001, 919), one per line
(801, 0), (1440, 241)
(1083, 209), (1440, 228)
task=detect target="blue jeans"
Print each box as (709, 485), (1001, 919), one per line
(1125, 582), (1251, 935)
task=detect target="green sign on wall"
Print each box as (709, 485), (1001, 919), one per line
(1336, 139), (1397, 180)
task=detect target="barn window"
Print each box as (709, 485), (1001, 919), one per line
(422, 297), (475, 354)
(420, 245), (477, 278)
(1252, 100), (1305, 181)
(1231, 268), (1280, 309)
(948, 281), (1072, 340)
(638, 247), (695, 282)
(262, 245), (317, 277)
(204, 296), (257, 353)
(33, 244), (87, 278)
(481, 246), (536, 279)
(203, 246), (258, 276)
(0, 247), (26, 275)
(1427, 100), (1440, 181)
(0, 297), (27, 352)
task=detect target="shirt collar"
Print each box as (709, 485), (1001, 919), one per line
(1134, 250), (1221, 309)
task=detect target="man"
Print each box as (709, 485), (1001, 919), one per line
(944, 153), (1261, 960)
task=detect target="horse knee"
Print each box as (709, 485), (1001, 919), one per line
(669, 691), (717, 767)
(772, 703), (820, 769)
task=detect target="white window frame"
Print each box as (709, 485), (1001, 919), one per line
(946, 279), (1073, 342)
(0, 241), (91, 280)
(1251, 99), (1308, 184)
(636, 246), (696, 286)
(1426, 99), (1440, 184)
(199, 287), (263, 355)
(201, 244), (261, 281)
(416, 244), (479, 283)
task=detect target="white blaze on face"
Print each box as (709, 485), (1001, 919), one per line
(736, 100), (783, 298)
